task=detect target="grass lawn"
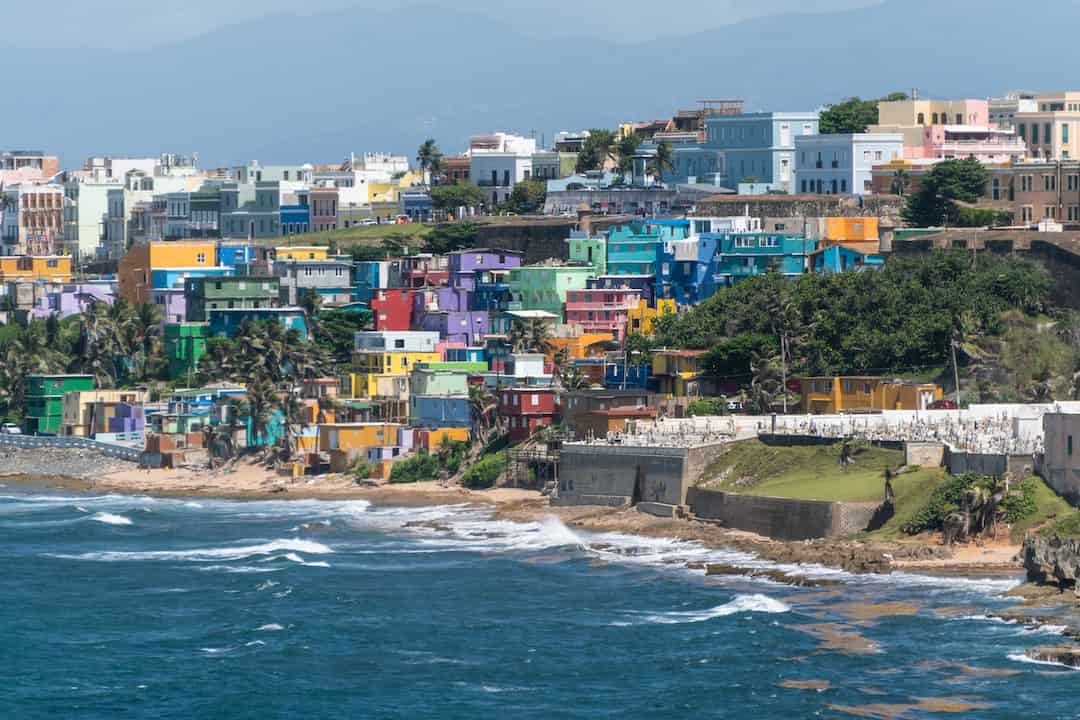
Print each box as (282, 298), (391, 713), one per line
(264, 223), (433, 249)
(1011, 477), (1075, 542)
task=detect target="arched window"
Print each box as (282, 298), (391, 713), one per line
(917, 113), (925, 125)
(932, 113), (939, 124)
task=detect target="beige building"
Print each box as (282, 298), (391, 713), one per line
(1042, 413), (1080, 502)
(1013, 92), (1080, 161)
(871, 99), (990, 150)
(61, 389), (148, 437)
(985, 161), (1080, 225)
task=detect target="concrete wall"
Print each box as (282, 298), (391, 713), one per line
(686, 487), (879, 540)
(1043, 412), (1080, 503)
(554, 441), (726, 507)
(471, 216), (633, 265)
(905, 441), (945, 468)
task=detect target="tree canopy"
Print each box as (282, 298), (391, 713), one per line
(505, 180), (547, 214)
(430, 181), (484, 212)
(819, 92), (908, 134)
(575, 129), (616, 173)
(903, 158), (991, 227)
(653, 252), (1050, 380)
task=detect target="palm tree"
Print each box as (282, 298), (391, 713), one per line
(245, 376), (279, 456)
(416, 139), (443, 185)
(747, 350), (785, 415)
(648, 140), (675, 186)
(508, 318), (554, 355)
(559, 365), (590, 391)
(468, 384), (497, 442)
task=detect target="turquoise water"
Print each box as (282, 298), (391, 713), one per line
(2, 486), (1077, 719)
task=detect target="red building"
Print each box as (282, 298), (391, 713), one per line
(401, 253), (449, 288)
(309, 186), (339, 233)
(498, 386), (558, 443)
(565, 288), (642, 341)
(371, 289), (414, 331)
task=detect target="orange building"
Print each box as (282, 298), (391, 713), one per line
(549, 332), (617, 361)
(824, 217), (879, 243)
(0, 255), (73, 283)
(118, 241), (218, 304)
(798, 376), (943, 414)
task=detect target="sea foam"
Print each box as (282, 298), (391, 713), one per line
(92, 512), (133, 526)
(616, 594), (791, 625)
(56, 538), (333, 563)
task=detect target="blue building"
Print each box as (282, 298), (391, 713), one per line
(400, 190), (433, 221)
(604, 362), (650, 390)
(409, 395), (471, 429)
(794, 133), (904, 196)
(280, 203), (310, 236)
(663, 112), (820, 192)
(445, 346), (487, 364)
(711, 232), (818, 286)
(810, 243), (885, 274)
(217, 244), (257, 268)
(208, 307), (309, 340)
(151, 266), (234, 291)
(471, 268), (514, 312)
(655, 234), (723, 304)
(606, 219), (689, 276)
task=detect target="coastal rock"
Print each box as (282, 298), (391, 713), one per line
(1021, 535), (1080, 594)
(403, 520), (452, 533)
(1026, 646), (1080, 668)
(703, 563), (838, 587)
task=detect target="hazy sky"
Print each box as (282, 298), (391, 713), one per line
(5, 0), (881, 48)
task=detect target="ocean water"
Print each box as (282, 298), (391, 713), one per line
(2, 486), (1077, 719)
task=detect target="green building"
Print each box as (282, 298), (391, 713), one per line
(24, 374), (95, 434)
(184, 275), (281, 322)
(567, 231), (606, 275)
(507, 264), (595, 319)
(164, 323), (209, 380)
(410, 367), (472, 396)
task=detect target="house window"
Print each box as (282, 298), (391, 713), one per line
(531, 394), (539, 406)
(734, 237), (755, 248)
(1021, 206), (1034, 223)
(917, 113), (925, 125)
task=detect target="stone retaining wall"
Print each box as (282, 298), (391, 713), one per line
(686, 487), (880, 541)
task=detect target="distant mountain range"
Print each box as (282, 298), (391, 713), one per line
(3, 0), (1078, 166)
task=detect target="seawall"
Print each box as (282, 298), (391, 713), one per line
(686, 487), (880, 541)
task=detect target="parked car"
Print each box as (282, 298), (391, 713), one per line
(1, 422), (22, 435)
(357, 218), (378, 226)
(928, 399), (957, 410)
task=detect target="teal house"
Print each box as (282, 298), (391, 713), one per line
(711, 233), (818, 286)
(567, 231), (606, 275)
(810, 244), (885, 274)
(507, 265), (594, 319)
(208, 307), (309, 340)
(606, 219), (689, 276)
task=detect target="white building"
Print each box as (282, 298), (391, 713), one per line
(232, 161), (313, 185)
(990, 92), (1039, 130)
(794, 133), (904, 196)
(354, 330), (440, 353)
(469, 133), (537, 207)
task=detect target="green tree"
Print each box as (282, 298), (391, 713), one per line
(648, 140), (675, 185)
(903, 158), (991, 227)
(430, 181), (484, 213)
(575, 129), (616, 173)
(614, 132), (642, 176)
(425, 222), (479, 254)
(416, 139), (443, 183)
(819, 92), (908, 134)
(505, 180), (547, 214)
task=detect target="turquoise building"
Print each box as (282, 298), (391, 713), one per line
(711, 233), (818, 286)
(810, 244), (885, 274)
(606, 219), (689, 276)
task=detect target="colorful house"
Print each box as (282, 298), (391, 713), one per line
(652, 349), (706, 397)
(588, 274), (654, 307)
(448, 249), (522, 289)
(574, 406), (657, 440)
(164, 323), (209, 380)
(0, 256), (73, 283)
(797, 376), (943, 414)
(410, 395), (471, 429)
(118, 240), (218, 304)
(419, 310), (490, 345)
(606, 219), (690, 276)
(185, 276), (281, 322)
(370, 288), (414, 331)
(655, 233), (722, 304)
(401, 253), (449, 288)
(810, 243), (885, 274)
(23, 374), (95, 434)
(567, 231), (606, 275)
(318, 422), (406, 472)
(207, 307), (308, 340)
(711, 232), (818, 287)
(410, 367), (471, 396)
(415, 427), (470, 452)
(626, 298), (676, 337)
(564, 288), (642, 341)
(471, 269), (514, 313)
(498, 386), (558, 443)
(274, 245), (328, 261)
(507, 264), (594, 319)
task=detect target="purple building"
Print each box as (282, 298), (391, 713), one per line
(448, 249), (522, 290)
(150, 287), (187, 326)
(30, 282), (116, 321)
(436, 286), (471, 313)
(420, 310), (490, 345)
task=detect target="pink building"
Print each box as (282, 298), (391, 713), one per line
(309, 186), (339, 233)
(565, 288), (642, 341)
(914, 125), (1027, 163)
(1, 184), (65, 255)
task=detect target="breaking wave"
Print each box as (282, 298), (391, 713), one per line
(613, 594), (791, 626)
(55, 538), (333, 563)
(91, 512), (133, 526)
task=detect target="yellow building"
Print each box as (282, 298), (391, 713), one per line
(0, 256), (73, 283)
(550, 333), (617, 361)
(274, 245), (329, 261)
(798, 376), (943, 415)
(419, 427), (470, 451)
(1014, 92), (1080, 161)
(651, 349), (706, 397)
(871, 98), (989, 148)
(344, 371), (415, 400)
(118, 240), (218, 304)
(318, 422), (404, 472)
(626, 298), (676, 337)
(823, 217), (879, 244)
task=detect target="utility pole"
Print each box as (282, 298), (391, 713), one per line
(951, 338), (961, 411)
